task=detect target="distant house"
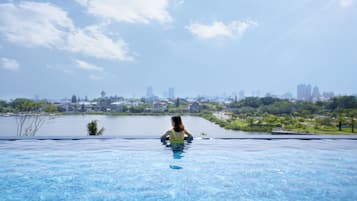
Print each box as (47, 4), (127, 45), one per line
(128, 100), (140, 106)
(153, 101), (168, 112)
(110, 101), (126, 112)
(190, 102), (201, 113)
(52, 101), (69, 112)
(78, 101), (94, 112)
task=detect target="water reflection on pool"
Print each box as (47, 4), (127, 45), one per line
(0, 139), (357, 201)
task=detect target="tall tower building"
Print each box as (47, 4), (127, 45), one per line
(312, 86), (321, 101)
(146, 86), (153, 98)
(239, 90), (245, 100)
(168, 87), (175, 99)
(297, 84), (304, 100)
(297, 84), (312, 101)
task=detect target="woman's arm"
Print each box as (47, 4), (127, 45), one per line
(160, 131), (169, 144)
(184, 130), (193, 142)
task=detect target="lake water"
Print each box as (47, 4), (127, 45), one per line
(0, 115), (258, 137)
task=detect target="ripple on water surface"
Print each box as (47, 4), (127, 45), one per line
(0, 139), (357, 201)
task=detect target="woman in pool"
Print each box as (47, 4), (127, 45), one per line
(161, 116), (193, 151)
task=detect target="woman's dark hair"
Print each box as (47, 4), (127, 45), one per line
(172, 116), (185, 132)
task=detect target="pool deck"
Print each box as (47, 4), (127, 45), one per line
(0, 135), (357, 141)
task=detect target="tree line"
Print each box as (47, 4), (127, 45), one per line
(228, 96), (357, 117)
(0, 98), (59, 113)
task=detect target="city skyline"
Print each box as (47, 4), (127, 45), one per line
(1, 83), (354, 102)
(1, 0), (357, 99)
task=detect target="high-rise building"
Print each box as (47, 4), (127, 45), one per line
(312, 86), (321, 101)
(146, 86), (153, 98)
(168, 87), (175, 99)
(239, 90), (245, 100)
(297, 84), (312, 101)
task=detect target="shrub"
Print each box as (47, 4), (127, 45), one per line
(87, 120), (104, 136)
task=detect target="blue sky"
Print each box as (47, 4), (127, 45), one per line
(0, 0), (356, 99)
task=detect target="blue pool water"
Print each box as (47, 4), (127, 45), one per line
(1, 139), (357, 201)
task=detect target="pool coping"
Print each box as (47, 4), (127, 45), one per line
(0, 135), (357, 141)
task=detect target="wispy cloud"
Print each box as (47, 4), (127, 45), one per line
(67, 26), (132, 61)
(0, 57), (19, 71)
(0, 2), (132, 62)
(76, 59), (103, 72)
(339, 0), (355, 8)
(75, 0), (172, 24)
(0, 2), (73, 48)
(186, 20), (258, 40)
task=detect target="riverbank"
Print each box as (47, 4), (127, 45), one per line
(200, 112), (356, 135)
(0, 112), (201, 116)
(2, 111), (356, 135)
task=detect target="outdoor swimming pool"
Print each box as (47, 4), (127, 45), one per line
(1, 139), (357, 201)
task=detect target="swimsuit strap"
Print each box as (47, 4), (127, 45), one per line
(171, 129), (184, 139)
(171, 129), (177, 140)
(170, 129), (184, 145)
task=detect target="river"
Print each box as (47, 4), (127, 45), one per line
(0, 115), (264, 137)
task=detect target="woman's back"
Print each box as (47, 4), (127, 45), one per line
(165, 129), (185, 141)
(160, 116), (193, 151)
(166, 129), (186, 151)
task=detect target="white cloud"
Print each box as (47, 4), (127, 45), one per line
(0, 2), (132, 61)
(0, 57), (19, 71)
(0, 2), (73, 48)
(67, 26), (132, 61)
(75, 59), (103, 71)
(340, 0), (354, 8)
(75, 0), (172, 24)
(186, 20), (258, 40)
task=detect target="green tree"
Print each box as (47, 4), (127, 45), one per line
(71, 95), (77, 103)
(43, 104), (59, 113)
(241, 97), (261, 108)
(87, 120), (104, 136)
(246, 117), (254, 127)
(349, 110), (357, 133)
(0, 100), (7, 107)
(101, 91), (106, 98)
(337, 96), (357, 109)
(327, 96), (357, 111)
(261, 97), (279, 105)
(337, 113), (347, 131)
(0, 100), (7, 112)
(175, 98), (180, 107)
(352, 117), (356, 133)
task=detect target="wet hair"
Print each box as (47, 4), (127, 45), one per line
(171, 116), (185, 132)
